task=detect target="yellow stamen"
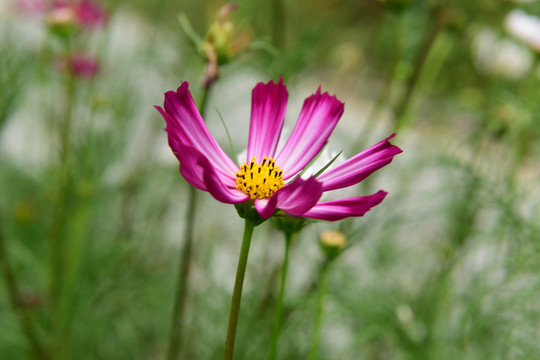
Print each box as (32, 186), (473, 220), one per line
(235, 156), (284, 199)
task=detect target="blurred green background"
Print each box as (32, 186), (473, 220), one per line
(1, 0), (540, 359)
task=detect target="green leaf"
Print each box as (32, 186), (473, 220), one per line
(313, 150), (342, 178)
(177, 13), (203, 49)
(215, 107), (239, 166)
(296, 143), (328, 179)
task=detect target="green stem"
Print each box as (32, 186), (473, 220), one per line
(166, 187), (198, 360)
(354, 12), (403, 154)
(309, 260), (331, 360)
(224, 218), (256, 360)
(393, 6), (445, 131)
(271, 0), (285, 50)
(0, 217), (50, 360)
(166, 85), (212, 360)
(47, 73), (76, 350)
(268, 232), (293, 360)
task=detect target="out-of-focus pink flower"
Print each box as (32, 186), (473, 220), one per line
(48, 0), (107, 28)
(156, 79), (402, 222)
(16, 0), (45, 17)
(70, 54), (99, 77)
(75, 0), (107, 27)
(55, 53), (100, 78)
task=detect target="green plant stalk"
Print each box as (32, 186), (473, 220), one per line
(393, 6), (446, 131)
(224, 218), (256, 360)
(166, 85), (211, 360)
(166, 186), (198, 360)
(0, 218), (50, 360)
(47, 72), (76, 351)
(354, 12), (404, 154)
(271, 0), (285, 50)
(309, 260), (331, 360)
(267, 232), (293, 360)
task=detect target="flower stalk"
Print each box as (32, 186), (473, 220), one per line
(309, 230), (346, 360)
(308, 259), (331, 360)
(47, 72), (76, 351)
(267, 231), (294, 360)
(166, 186), (198, 360)
(0, 218), (50, 360)
(166, 84), (212, 360)
(224, 218), (256, 360)
(393, 6), (449, 131)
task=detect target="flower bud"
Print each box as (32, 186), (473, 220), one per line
(319, 230), (346, 259)
(202, 3), (251, 65)
(46, 0), (107, 39)
(46, 3), (79, 39)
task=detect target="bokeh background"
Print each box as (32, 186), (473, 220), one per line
(1, 0), (540, 359)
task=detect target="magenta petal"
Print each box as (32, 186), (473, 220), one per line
(317, 134), (402, 191)
(162, 127), (244, 204)
(272, 176), (323, 217)
(76, 0), (108, 28)
(179, 147), (248, 204)
(300, 191), (388, 221)
(202, 159), (250, 204)
(246, 78), (288, 163)
(275, 88), (344, 180)
(155, 106), (189, 154)
(171, 140), (211, 191)
(161, 82), (238, 176)
(254, 197), (278, 219)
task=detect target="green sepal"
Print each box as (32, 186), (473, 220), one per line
(271, 215), (308, 237)
(48, 24), (79, 42)
(235, 201), (267, 226)
(320, 242), (345, 261)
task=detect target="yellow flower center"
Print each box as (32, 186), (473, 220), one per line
(235, 157), (284, 199)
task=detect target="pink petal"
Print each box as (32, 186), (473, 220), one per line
(202, 160), (250, 204)
(317, 134), (402, 191)
(76, 0), (107, 28)
(170, 136), (248, 204)
(171, 139), (212, 191)
(300, 191), (388, 221)
(161, 82), (238, 177)
(254, 197), (278, 219)
(275, 88), (344, 180)
(246, 78), (288, 163)
(255, 177), (323, 219)
(155, 106), (189, 153)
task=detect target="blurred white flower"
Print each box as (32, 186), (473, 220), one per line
(472, 28), (533, 79)
(505, 9), (540, 52)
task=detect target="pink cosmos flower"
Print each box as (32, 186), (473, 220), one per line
(68, 53), (100, 77)
(48, 0), (107, 28)
(16, 0), (45, 17)
(54, 53), (100, 78)
(156, 79), (401, 221)
(74, 0), (107, 27)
